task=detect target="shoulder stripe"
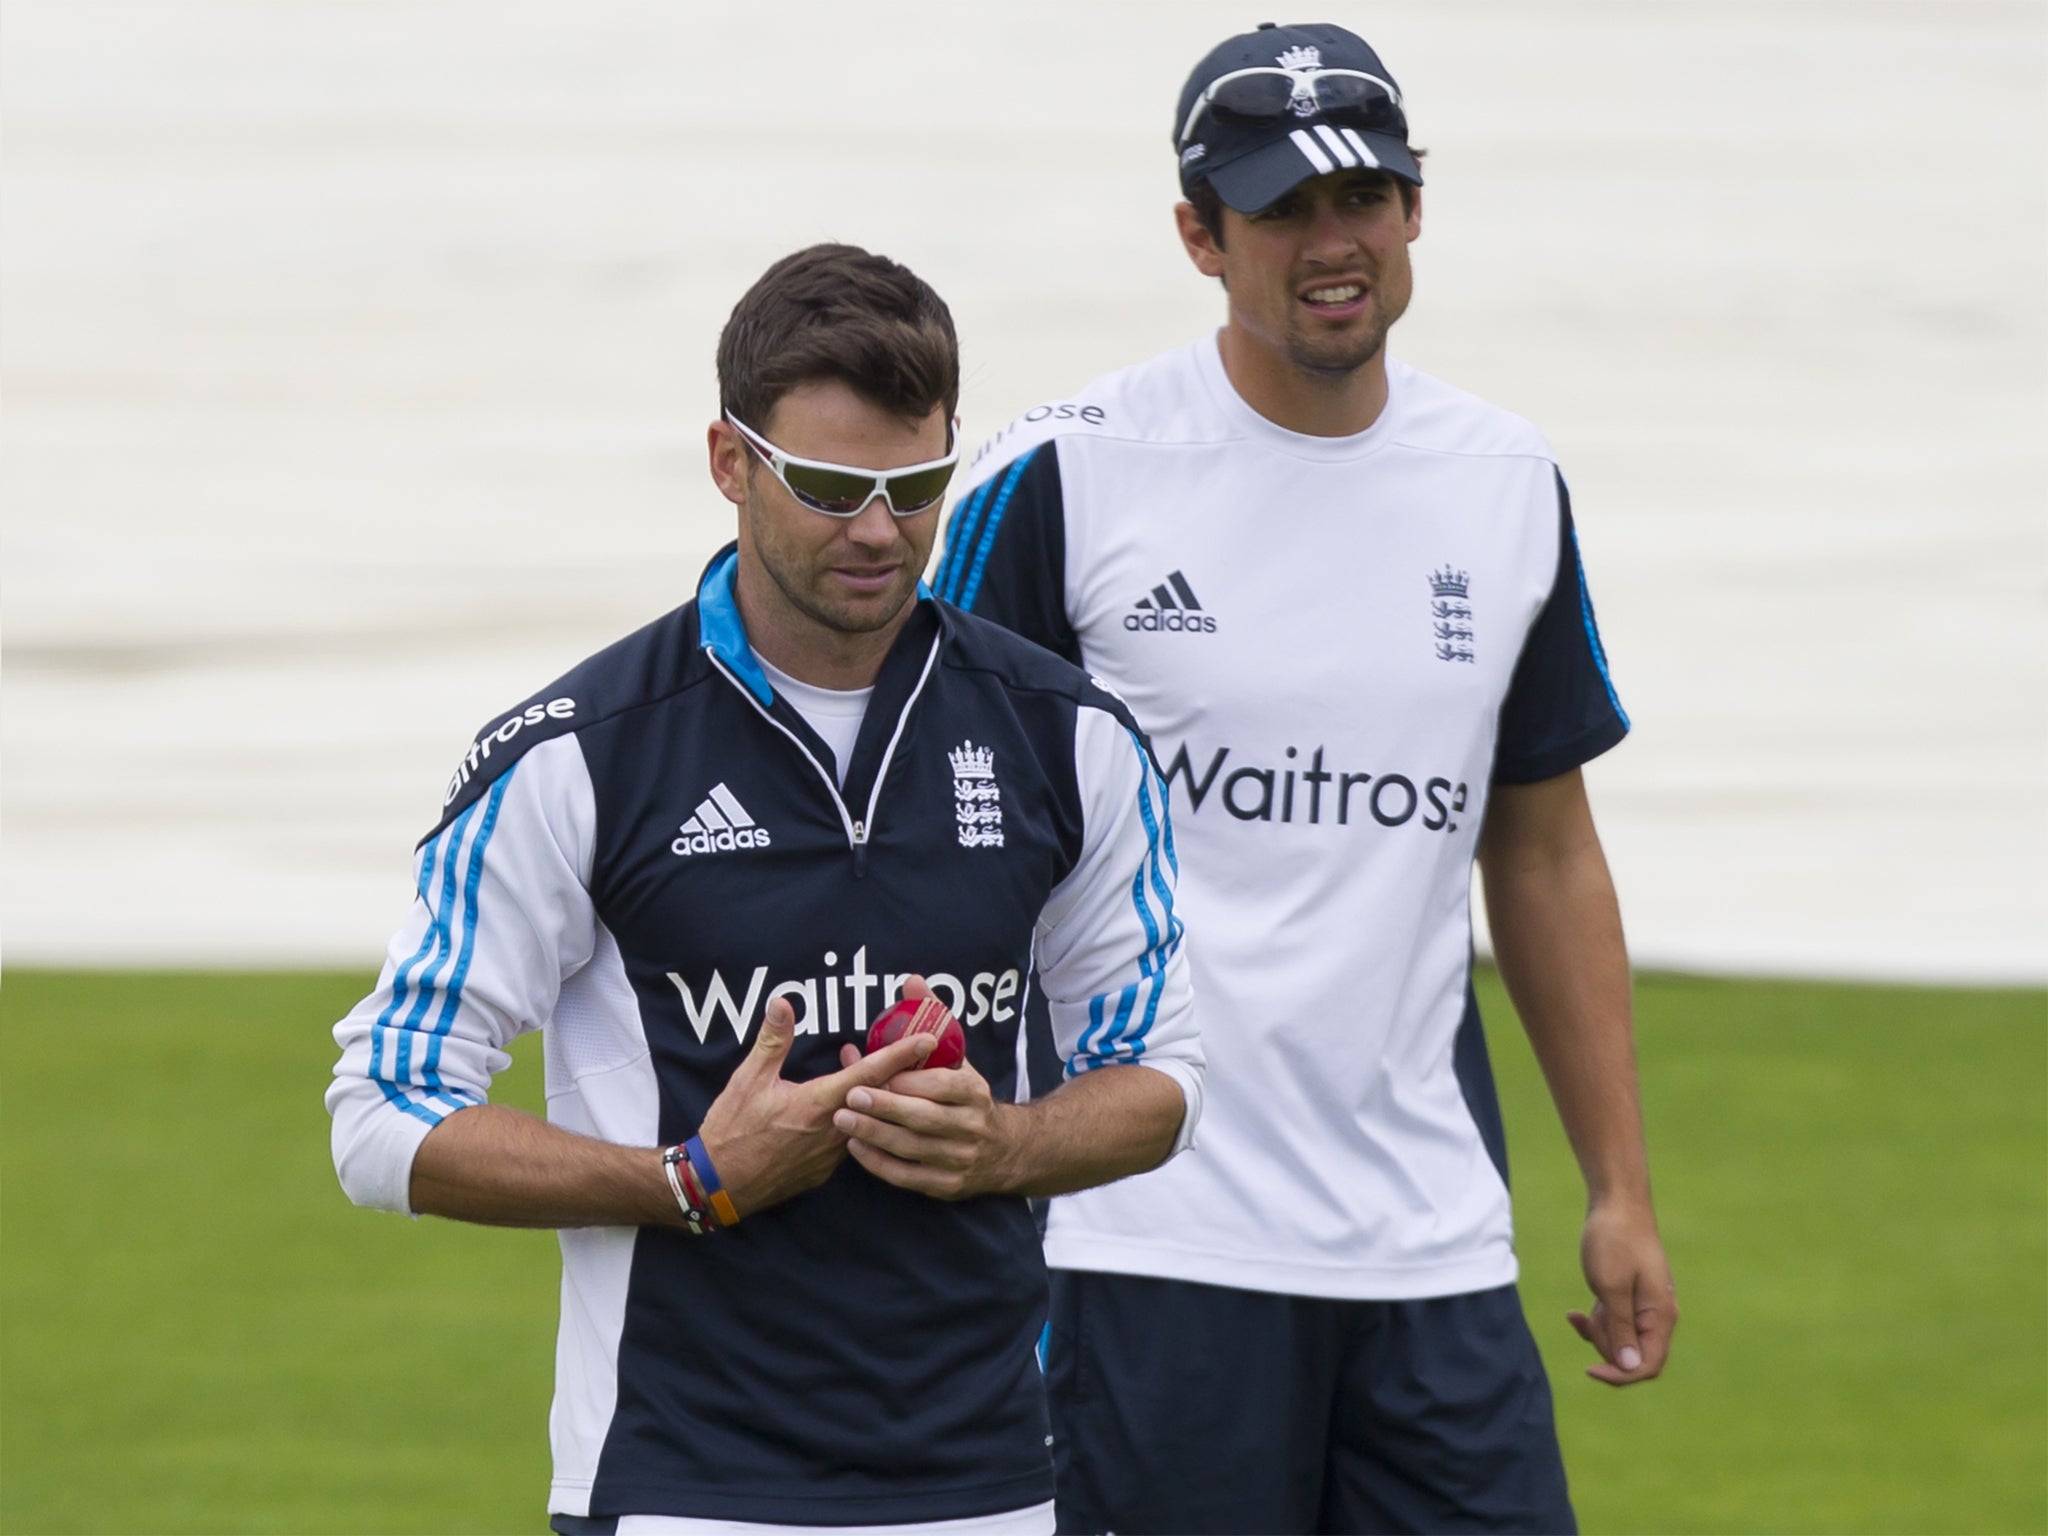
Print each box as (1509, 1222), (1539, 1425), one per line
(935, 477), (998, 600)
(1570, 527), (1629, 730)
(946, 447), (1041, 611)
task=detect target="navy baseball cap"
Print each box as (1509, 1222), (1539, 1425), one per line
(1174, 22), (1421, 212)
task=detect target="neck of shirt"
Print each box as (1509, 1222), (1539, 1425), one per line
(757, 654), (874, 788)
(1196, 330), (1405, 462)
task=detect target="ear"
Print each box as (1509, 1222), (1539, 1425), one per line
(707, 420), (751, 509)
(1405, 185), (1423, 243)
(1174, 200), (1228, 281)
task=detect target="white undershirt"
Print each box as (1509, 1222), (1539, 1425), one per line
(757, 655), (873, 786)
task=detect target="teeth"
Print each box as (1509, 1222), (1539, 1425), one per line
(1305, 284), (1362, 304)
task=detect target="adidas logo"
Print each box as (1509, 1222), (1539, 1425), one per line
(671, 783), (773, 857)
(1124, 570), (1218, 634)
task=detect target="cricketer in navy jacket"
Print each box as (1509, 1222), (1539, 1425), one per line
(326, 545), (1203, 1527)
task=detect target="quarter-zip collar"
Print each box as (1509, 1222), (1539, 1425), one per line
(694, 543), (935, 710)
(695, 543), (944, 863)
(696, 545), (776, 708)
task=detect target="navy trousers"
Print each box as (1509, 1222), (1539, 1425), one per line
(1045, 1271), (1575, 1535)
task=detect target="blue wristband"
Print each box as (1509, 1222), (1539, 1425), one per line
(685, 1135), (739, 1227)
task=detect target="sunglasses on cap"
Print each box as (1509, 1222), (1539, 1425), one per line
(1178, 66), (1405, 148)
(724, 412), (960, 517)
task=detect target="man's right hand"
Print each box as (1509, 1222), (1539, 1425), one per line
(694, 996), (935, 1221)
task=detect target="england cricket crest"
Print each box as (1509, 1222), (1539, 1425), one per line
(949, 740), (1004, 849)
(1276, 44), (1323, 115)
(1430, 567), (1475, 663)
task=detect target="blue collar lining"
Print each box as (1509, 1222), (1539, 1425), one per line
(697, 547), (933, 709)
(697, 548), (775, 707)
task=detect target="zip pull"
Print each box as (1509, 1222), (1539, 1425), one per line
(851, 819), (869, 879)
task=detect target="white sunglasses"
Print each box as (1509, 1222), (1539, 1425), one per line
(1178, 66), (1405, 148)
(725, 412), (960, 518)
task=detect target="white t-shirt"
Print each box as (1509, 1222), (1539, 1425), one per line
(935, 335), (1628, 1300)
(757, 655), (872, 786)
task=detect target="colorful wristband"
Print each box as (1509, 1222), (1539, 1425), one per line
(661, 1144), (713, 1235)
(675, 1150), (715, 1224)
(684, 1135), (741, 1229)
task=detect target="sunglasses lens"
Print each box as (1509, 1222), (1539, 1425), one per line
(1312, 76), (1405, 135)
(884, 462), (956, 514)
(781, 465), (878, 515)
(1208, 73), (1298, 124)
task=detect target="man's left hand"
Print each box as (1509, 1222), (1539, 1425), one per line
(1568, 1199), (1678, 1386)
(831, 1042), (1020, 1201)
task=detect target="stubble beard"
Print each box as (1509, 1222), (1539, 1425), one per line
(1283, 265), (1410, 382)
(763, 537), (915, 637)
(1284, 314), (1392, 381)
(748, 489), (919, 640)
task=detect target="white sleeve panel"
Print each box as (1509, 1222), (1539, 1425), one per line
(1034, 706), (1204, 1155)
(326, 734), (599, 1213)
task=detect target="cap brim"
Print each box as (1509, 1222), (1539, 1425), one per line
(1202, 127), (1421, 213)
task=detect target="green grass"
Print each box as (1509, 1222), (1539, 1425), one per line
(0, 972), (558, 1534)
(1482, 970), (2048, 1534)
(1, 969), (2042, 1533)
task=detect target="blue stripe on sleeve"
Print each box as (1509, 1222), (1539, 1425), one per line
(422, 771), (514, 1092)
(1101, 870), (1160, 1062)
(1072, 730), (1182, 1072)
(1099, 970), (1142, 1064)
(1075, 993), (1109, 1067)
(954, 449), (1039, 612)
(1570, 527), (1630, 730)
(1124, 746), (1182, 1058)
(366, 755), (520, 1126)
(392, 802), (475, 1087)
(370, 828), (446, 1085)
(377, 806), (471, 1088)
(1156, 758), (1181, 880)
(376, 1078), (447, 1128)
(1075, 971), (1145, 1069)
(1072, 887), (1148, 1071)
(1133, 742), (1179, 955)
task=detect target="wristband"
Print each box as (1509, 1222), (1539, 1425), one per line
(684, 1134), (742, 1229)
(661, 1145), (714, 1236)
(675, 1149), (715, 1222)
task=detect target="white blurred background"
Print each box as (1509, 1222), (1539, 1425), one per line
(3, 1), (2043, 979)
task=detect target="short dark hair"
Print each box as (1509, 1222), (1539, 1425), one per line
(716, 244), (960, 430)
(1187, 153), (1425, 245)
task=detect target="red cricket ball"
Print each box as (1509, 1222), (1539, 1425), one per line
(865, 995), (966, 1070)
